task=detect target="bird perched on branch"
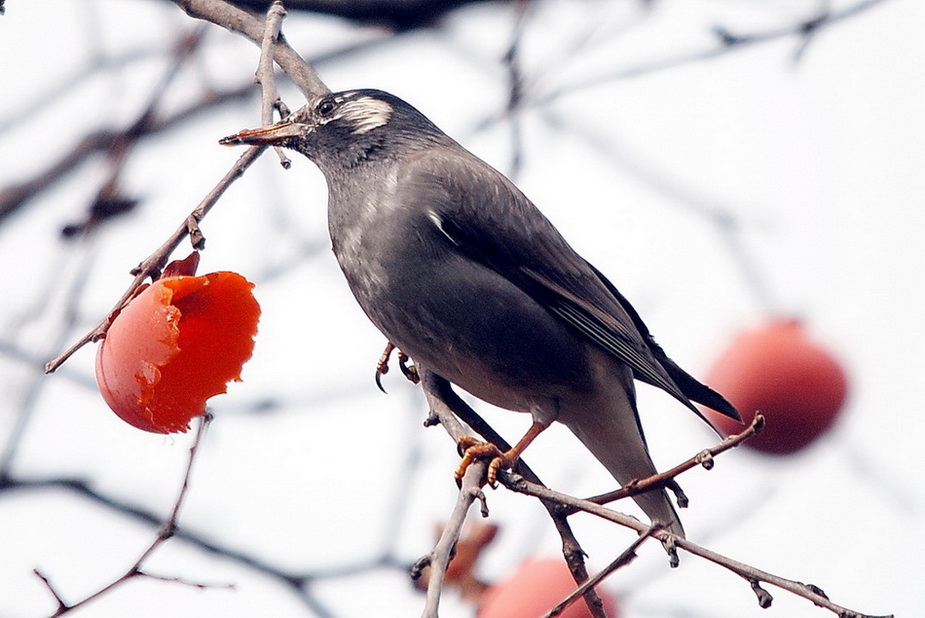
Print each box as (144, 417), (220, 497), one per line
(222, 89), (740, 537)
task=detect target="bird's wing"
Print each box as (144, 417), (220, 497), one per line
(583, 261), (740, 420)
(400, 152), (739, 420)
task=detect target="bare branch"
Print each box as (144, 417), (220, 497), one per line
(501, 0), (897, 111)
(256, 0), (292, 167)
(421, 369), (888, 618)
(220, 0), (499, 31)
(583, 413), (765, 509)
(34, 416), (229, 617)
(502, 473), (891, 618)
(169, 0), (330, 99)
(540, 524), (658, 618)
(44, 144), (266, 373)
(420, 368), (610, 618)
(419, 459), (488, 618)
(61, 27), (207, 238)
(0, 84), (253, 225)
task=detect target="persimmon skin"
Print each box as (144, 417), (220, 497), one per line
(704, 319), (848, 455)
(95, 272), (260, 433)
(479, 558), (619, 618)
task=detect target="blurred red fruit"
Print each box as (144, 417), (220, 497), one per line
(96, 270), (260, 433)
(704, 319), (848, 455)
(415, 523), (498, 606)
(479, 558), (619, 618)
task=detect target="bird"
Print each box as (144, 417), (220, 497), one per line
(221, 89), (741, 537)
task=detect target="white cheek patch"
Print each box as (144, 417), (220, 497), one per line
(335, 97), (393, 134)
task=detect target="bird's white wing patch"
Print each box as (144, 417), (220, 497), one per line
(427, 209), (460, 245)
(335, 97), (393, 134)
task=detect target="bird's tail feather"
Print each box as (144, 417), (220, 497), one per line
(561, 369), (685, 537)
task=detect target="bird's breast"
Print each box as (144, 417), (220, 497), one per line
(327, 190), (596, 413)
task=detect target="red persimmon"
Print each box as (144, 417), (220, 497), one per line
(96, 271), (260, 433)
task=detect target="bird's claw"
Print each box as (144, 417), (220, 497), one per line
(398, 351), (420, 384)
(375, 343), (395, 393)
(375, 343), (419, 392)
(455, 436), (516, 488)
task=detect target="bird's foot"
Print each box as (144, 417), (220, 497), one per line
(455, 422), (547, 488)
(375, 342), (420, 393)
(455, 436), (517, 488)
(398, 351), (419, 384)
(375, 343), (396, 393)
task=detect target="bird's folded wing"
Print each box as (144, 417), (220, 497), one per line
(517, 265), (699, 411)
(582, 262), (741, 420)
(399, 153), (742, 420)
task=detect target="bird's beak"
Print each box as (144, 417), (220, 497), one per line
(219, 120), (306, 146)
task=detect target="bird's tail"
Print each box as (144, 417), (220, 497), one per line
(569, 417), (685, 537)
(561, 365), (685, 537)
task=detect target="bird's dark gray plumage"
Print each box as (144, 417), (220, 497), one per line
(222, 89), (740, 537)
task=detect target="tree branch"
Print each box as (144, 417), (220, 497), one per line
(420, 368), (609, 618)
(44, 143), (266, 373)
(583, 413), (764, 509)
(255, 0), (292, 167)
(417, 455), (488, 618)
(169, 0), (330, 99)
(33, 416), (230, 617)
(220, 0), (501, 31)
(541, 523), (658, 618)
(501, 472), (891, 618)
(524, 0), (895, 109)
(418, 368), (889, 618)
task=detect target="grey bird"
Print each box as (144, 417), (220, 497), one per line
(221, 89), (740, 537)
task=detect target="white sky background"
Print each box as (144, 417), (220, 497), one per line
(0, 1), (923, 617)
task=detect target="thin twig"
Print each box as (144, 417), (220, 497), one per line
(169, 0), (330, 99)
(420, 369), (608, 618)
(541, 523), (659, 618)
(62, 27), (207, 237)
(0, 242), (100, 476)
(44, 144), (266, 373)
(502, 0), (530, 178)
(538, 0), (892, 105)
(502, 474), (891, 618)
(420, 459), (487, 618)
(0, 84), (254, 224)
(256, 0), (291, 167)
(421, 371), (888, 617)
(35, 416), (228, 617)
(583, 413), (765, 509)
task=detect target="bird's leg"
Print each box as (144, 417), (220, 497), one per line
(398, 351), (420, 384)
(667, 479), (689, 509)
(375, 343), (421, 392)
(374, 342), (396, 393)
(455, 421), (547, 487)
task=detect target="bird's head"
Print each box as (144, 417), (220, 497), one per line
(220, 89), (446, 168)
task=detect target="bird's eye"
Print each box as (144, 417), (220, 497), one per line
(317, 99), (336, 117)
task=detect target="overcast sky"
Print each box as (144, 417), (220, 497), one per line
(0, 1), (922, 617)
